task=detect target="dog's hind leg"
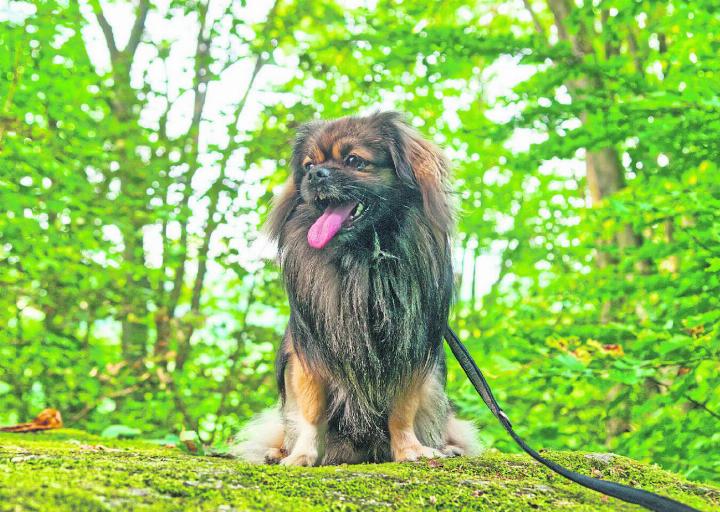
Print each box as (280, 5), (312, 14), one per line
(280, 352), (326, 466)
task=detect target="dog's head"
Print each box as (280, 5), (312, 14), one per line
(267, 112), (452, 250)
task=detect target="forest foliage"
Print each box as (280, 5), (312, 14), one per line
(1, 0), (718, 484)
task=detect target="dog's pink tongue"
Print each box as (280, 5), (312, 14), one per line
(307, 202), (357, 249)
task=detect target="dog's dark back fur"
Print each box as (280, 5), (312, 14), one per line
(267, 112), (454, 461)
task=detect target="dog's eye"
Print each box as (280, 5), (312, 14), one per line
(345, 155), (367, 170)
(303, 161), (314, 171)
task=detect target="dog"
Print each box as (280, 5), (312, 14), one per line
(233, 112), (478, 466)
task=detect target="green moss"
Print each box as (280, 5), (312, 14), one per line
(1, 430), (718, 511)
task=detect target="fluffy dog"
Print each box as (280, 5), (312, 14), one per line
(233, 112), (478, 465)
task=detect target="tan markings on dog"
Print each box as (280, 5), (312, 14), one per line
(281, 352), (326, 466)
(328, 138), (369, 161)
(289, 352), (325, 424)
(307, 144), (325, 165)
(329, 138), (376, 164)
(330, 138), (350, 161)
(350, 147), (375, 162)
(389, 377), (444, 462)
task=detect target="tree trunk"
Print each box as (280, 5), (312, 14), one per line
(120, 229), (149, 365)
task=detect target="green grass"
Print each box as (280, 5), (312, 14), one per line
(1, 429), (718, 511)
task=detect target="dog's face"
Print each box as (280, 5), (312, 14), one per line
(267, 112), (452, 249)
(296, 118), (405, 249)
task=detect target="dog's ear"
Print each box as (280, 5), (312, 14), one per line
(377, 112), (453, 237)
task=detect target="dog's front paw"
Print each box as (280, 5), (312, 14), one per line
(280, 449), (318, 467)
(264, 447), (287, 464)
(393, 444), (446, 462)
(441, 444), (465, 457)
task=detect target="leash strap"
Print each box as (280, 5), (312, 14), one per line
(444, 327), (698, 512)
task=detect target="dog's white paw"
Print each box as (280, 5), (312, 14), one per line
(393, 444), (446, 462)
(441, 444), (465, 457)
(280, 450), (318, 467)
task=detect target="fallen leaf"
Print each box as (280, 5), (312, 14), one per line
(179, 429), (204, 455)
(0, 408), (63, 433)
(183, 439), (199, 454)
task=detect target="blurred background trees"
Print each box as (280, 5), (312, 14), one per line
(1, 0), (718, 483)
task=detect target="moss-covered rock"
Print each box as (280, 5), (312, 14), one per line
(1, 430), (717, 511)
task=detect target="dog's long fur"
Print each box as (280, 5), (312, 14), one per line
(232, 112), (479, 465)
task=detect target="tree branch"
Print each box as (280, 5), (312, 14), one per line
(187, 47), (269, 315)
(546, 0), (594, 58)
(649, 378), (720, 422)
(522, 0), (547, 43)
(545, 0), (571, 43)
(626, 31), (644, 75)
(126, 0), (151, 61)
(70, 384), (141, 423)
(89, 0), (119, 62)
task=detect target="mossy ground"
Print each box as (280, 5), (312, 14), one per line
(1, 430), (718, 511)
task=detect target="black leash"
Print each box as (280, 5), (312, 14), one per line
(444, 326), (699, 512)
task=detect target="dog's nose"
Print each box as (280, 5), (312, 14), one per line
(308, 167), (330, 181)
